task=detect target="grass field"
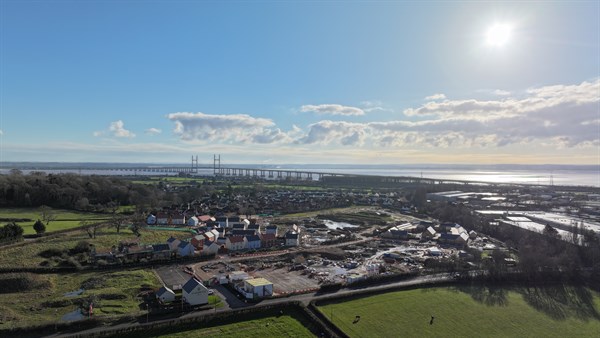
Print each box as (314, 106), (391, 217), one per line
(0, 227), (192, 269)
(0, 207), (114, 234)
(117, 310), (315, 338)
(318, 285), (600, 338)
(0, 269), (161, 329)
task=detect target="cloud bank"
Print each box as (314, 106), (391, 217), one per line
(165, 80), (599, 151)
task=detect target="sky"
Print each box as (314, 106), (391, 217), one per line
(0, 1), (599, 165)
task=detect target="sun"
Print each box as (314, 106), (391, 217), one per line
(486, 23), (512, 47)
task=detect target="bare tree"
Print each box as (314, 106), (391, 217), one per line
(111, 214), (129, 233)
(39, 205), (56, 226)
(80, 220), (98, 239)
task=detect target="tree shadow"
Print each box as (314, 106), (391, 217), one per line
(517, 284), (600, 321)
(456, 283), (600, 321)
(455, 284), (509, 307)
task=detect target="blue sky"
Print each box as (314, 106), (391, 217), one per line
(1, 1), (598, 165)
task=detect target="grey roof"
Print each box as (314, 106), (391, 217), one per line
(152, 244), (170, 252)
(245, 235), (261, 242)
(157, 286), (174, 296)
(232, 229), (255, 236)
(182, 278), (201, 294)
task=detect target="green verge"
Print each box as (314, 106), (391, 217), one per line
(115, 308), (315, 338)
(318, 285), (600, 338)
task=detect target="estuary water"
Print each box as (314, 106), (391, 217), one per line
(1, 165), (598, 187)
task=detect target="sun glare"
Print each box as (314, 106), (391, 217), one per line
(486, 23), (512, 47)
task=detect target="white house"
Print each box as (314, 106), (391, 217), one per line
(146, 214), (157, 225)
(187, 216), (199, 227)
(182, 277), (209, 306)
(177, 241), (195, 257)
(156, 286), (176, 303)
(243, 278), (273, 299)
(226, 236), (246, 251)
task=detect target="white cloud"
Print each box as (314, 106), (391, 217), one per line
(299, 120), (368, 146)
(0, 129), (3, 136)
(360, 100), (393, 113)
(300, 104), (365, 116)
(145, 128), (162, 135)
(159, 80), (598, 153)
(425, 93), (446, 101)
(93, 120), (136, 138)
(168, 112), (291, 144)
(493, 89), (511, 96)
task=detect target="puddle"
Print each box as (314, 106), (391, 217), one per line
(61, 308), (85, 322)
(64, 289), (84, 297)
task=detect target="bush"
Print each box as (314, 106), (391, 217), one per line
(71, 241), (91, 255)
(39, 248), (66, 258)
(33, 220), (46, 234)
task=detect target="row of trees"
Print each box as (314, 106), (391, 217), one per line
(0, 171), (174, 212)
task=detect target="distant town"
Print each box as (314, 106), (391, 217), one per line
(0, 163), (599, 337)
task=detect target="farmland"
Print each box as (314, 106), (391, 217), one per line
(0, 207), (115, 234)
(318, 285), (600, 338)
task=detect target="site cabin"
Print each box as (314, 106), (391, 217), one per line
(422, 226), (437, 239)
(146, 214), (157, 225)
(156, 286), (176, 303)
(177, 241), (195, 257)
(182, 278), (209, 306)
(243, 278), (273, 299)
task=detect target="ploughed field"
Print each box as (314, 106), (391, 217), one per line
(318, 285), (600, 338)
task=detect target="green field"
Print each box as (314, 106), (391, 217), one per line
(0, 207), (114, 234)
(0, 227), (191, 269)
(119, 311), (315, 338)
(0, 269), (161, 329)
(318, 285), (600, 338)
